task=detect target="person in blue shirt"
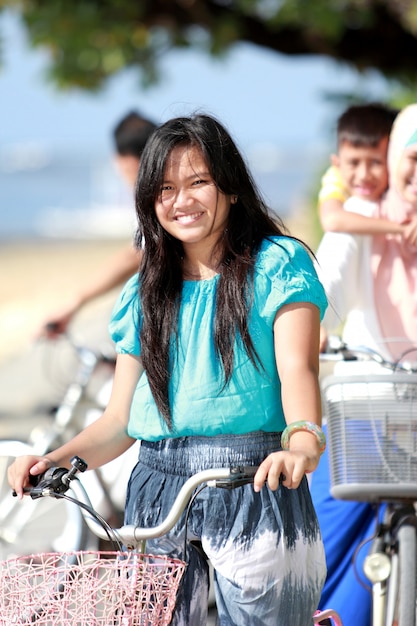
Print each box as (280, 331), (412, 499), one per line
(9, 113), (328, 626)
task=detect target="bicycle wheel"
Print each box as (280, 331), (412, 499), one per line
(396, 523), (417, 626)
(0, 440), (94, 560)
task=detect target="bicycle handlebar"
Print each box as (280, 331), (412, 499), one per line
(16, 456), (259, 548)
(320, 336), (417, 373)
(44, 323), (116, 367)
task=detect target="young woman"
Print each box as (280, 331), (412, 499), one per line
(9, 114), (328, 626)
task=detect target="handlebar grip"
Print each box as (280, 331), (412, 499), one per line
(12, 467), (68, 498)
(12, 456), (89, 499)
(11, 472), (42, 497)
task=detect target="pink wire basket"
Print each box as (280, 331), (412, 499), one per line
(0, 550), (186, 625)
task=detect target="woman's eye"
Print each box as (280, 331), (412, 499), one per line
(159, 186), (176, 202)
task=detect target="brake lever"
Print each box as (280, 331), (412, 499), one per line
(12, 455), (88, 499)
(29, 467), (70, 499)
(12, 466), (67, 499)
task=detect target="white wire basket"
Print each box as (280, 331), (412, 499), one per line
(322, 373), (417, 502)
(0, 550), (186, 625)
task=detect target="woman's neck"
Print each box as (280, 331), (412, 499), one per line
(182, 260), (219, 280)
(182, 247), (221, 280)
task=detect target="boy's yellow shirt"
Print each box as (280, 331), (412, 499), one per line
(318, 165), (349, 205)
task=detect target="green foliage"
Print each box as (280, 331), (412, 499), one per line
(269, 0), (348, 36)
(15, 0), (157, 90)
(1, 0), (417, 91)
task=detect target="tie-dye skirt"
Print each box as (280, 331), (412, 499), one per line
(125, 432), (326, 626)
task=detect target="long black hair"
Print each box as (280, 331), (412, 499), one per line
(135, 113), (294, 428)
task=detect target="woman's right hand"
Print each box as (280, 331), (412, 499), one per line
(8, 455), (53, 500)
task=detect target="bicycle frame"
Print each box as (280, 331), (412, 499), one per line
(0, 334), (133, 561)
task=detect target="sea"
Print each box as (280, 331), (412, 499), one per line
(0, 142), (323, 241)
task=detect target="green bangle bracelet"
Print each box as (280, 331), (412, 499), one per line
(281, 421), (326, 455)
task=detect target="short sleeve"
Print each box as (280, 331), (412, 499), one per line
(318, 165), (349, 205)
(255, 238), (328, 323)
(108, 274), (141, 355)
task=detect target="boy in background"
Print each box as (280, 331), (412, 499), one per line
(318, 102), (401, 234)
(318, 103), (401, 353)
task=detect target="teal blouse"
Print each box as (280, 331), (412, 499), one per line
(109, 236), (327, 441)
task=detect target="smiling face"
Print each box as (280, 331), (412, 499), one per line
(395, 145), (417, 208)
(332, 137), (389, 201)
(154, 144), (232, 257)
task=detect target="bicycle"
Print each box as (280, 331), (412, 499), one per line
(1, 456), (343, 625)
(0, 331), (139, 561)
(320, 338), (417, 626)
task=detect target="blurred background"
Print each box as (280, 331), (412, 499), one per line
(0, 0), (415, 400)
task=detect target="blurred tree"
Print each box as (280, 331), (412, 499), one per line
(1, 0), (417, 91)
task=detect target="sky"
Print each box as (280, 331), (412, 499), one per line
(0, 8), (390, 157)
